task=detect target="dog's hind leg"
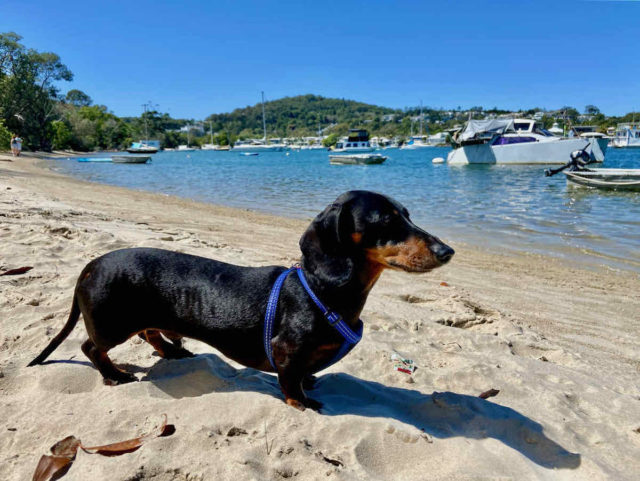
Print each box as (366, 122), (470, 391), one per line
(81, 339), (137, 385)
(140, 330), (194, 359)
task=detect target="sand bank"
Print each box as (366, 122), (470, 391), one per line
(1, 152), (639, 480)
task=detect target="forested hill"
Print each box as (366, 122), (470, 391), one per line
(205, 95), (398, 138)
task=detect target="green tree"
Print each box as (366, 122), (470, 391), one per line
(50, 119), (72, 149)
(65, 89), (92, 107)
(584, 105), (600, 115)
(0, 32), (73, 150)
(322, 133), (338, 147)
(0, 118), (11, 149)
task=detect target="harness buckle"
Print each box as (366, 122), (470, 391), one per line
(326, 311), (342, 326)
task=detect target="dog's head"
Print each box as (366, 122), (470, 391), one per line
(300, 190), (454, 288)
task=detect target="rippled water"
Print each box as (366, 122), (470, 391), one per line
(52, 147), (640, 272)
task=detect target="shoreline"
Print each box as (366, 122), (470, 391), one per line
(40, 150), (640, 275)
(1, 151), (639, 480)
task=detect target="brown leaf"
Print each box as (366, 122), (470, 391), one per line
(50, 436), (81, 457)
(439, 281), (449, 287)
(479, 388), (500, 399)
(32, 416), (174, 481)
(1, 266), (33, 276)
(81, 414), (172, 456)
(32, 455), (74, 481)
(32, 436), (80, 481)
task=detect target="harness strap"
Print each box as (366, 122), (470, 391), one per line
(263, 266), (363, 371)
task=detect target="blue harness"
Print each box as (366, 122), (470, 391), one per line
(263, 266), (363, 372)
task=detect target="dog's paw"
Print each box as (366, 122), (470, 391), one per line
(286, 398), (307, 411)
(103, 373), (138, 386)
(285, 396), (323, 412)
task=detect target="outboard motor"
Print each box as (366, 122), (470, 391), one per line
(545, 147), (596, 177)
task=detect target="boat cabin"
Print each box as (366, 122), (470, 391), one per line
(613, 123), (640, 146)
(334, 129), (373, 151)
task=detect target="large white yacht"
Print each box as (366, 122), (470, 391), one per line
(611, 123), (640, 148)
(447, 119), (596, 165)
(232, 92), (287, 152)
(332, 129), (376, 153)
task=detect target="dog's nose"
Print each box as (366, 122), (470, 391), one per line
(432, 244), (454, 264)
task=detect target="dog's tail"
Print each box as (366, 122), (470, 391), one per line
(28, 294), (81, 366)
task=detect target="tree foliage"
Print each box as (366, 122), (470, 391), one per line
(65, 89), (92, 107)
(0, 32), (73, 149)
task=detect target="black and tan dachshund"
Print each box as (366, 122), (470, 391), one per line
(29, 190), (454, 410)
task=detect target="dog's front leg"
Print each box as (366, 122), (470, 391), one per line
(273, 341), (322, 412)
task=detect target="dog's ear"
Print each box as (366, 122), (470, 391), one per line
(300, 202), (354, 288)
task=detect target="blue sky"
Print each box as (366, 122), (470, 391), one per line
(3, 0), (639, 118)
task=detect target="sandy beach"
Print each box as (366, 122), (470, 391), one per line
(1, 152), (639, 480)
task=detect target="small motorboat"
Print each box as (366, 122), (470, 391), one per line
(240, 152), (259, 156)
(75, 157), (113, 162)
(111, 155), (151, 164)
(329, 153), (387, 165)
(545, 149), (640, 191)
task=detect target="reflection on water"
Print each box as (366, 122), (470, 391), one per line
(53, 148), (640, 272)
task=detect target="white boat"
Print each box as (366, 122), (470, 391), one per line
(329, 153), (387, 165)
(564, 169), (640, 191)
(112, 155), (151, 164)
(447, 119), (593, 165)
(177, 145), (197, 152)
(128, 103), (160, 153)
(331, 129), (376, 153)
(569, 126), (609, 162)
(611, 123), (640, 148)
(402, 136), (433, 149)
(201, 122), (220, 150)
(232, 92), (287, 152)
(401, 101), (433, 149)
(127, 140), (160, 154)
(232, 140), (286, 152)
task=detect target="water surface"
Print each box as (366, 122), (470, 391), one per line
(52, 148), (640, 273)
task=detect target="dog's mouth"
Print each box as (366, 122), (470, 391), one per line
(366, 238), (445, 273)
(387, 259), (435, 273)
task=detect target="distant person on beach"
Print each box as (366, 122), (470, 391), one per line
(10, 135), (22, 157)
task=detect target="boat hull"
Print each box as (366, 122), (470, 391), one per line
(232, 145), (285, 152)
(329, 154), (387, 165)
(126, 148), (158, 154)
(564, 169), (640, 191)
(447, 138), (590, 165)
(112, 155), (151, 164)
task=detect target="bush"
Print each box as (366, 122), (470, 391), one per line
(0, 120), (11, 150)
(50, 120), (72, 150)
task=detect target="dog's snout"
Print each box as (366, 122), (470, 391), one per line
(432, 243), (454, 264)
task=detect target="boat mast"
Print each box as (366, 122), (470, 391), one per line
(209, 121), (214, 144)
(420, 100), (424, 137)
(141, 100), (157, 145)
(261, 91), (267, 141)
(141, 102), (149, 143)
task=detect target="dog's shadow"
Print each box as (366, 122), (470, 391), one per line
(142, 353), (580, 470)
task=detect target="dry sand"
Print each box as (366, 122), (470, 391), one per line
(1, 152), (639, 480)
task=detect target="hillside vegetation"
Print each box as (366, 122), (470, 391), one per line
(205, 94), (398, 138)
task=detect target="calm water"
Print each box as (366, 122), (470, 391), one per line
(52, 148), (640, 273)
